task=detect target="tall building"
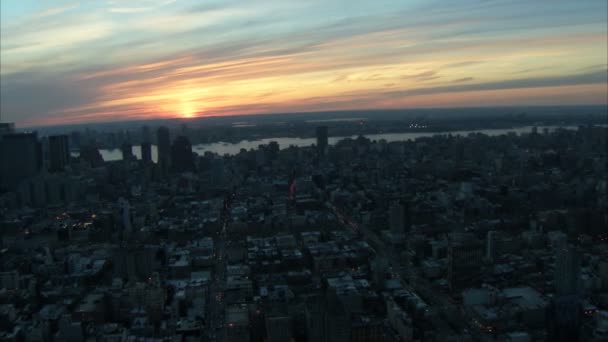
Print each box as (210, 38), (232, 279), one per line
(447, 233), (484, 292)
(371, 257), (389, 289)
(555, 247), (582, 296)
(118, 197), (132, 238)
(265, 315), (291, 342)
(141, 143), (152, 163)
(389, 201), (405, 236)
(225, 304), (250, 342)
(141, 126), (151, 143)
(386, 297), (414, 341)
(121, 142), (134, 161)
(549, 295), (582, 342)
(69, 131), (81, 150)
(550, 248), (583, 342)
(325, 302), (350, 342)
(48, 135), (70, 172)
(171, 136), (195, 173)
(316, 126), (328, 157)
(141, 126), (152, 163)
(486, 230), (496, 262)
(305, 296), (325, 342)
(351, 315), (384, 342)
(210, 157), (225, 186)
(113, 245), (156, 281)
(0, 132), (42, 190)
(157, 127), (171, 174)
(80, 143), (104, 167)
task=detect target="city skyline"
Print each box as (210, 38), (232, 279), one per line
(1, 2), (606, 339)
(1, 0), (607, 127)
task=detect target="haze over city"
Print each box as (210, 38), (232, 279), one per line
(1, 0), (607, 127)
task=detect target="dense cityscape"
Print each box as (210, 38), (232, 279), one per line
(0, 117), (606, 341)
(2, 0), (607, 340)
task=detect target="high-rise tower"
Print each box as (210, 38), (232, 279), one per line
(48, 135), (70, 172)
(0, 132), (41, 190)
(316, 126), (328, 157)
(171, 136), (195, 172)
(157, 126), (171, 175)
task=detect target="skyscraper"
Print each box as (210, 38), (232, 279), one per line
(141, 126), (152, 163)
(121, 142), (134, 161)
(447, 233), (484, 292)
(266, 315), (291, 342)
(48, 135), (70, 172)
(486, 230), (496, 262)
(69, 131), (81, 150)
(389, 201), (405, 236)
(305, 296), (325, 342)
(316, 126), (328, 157)
(118, 197), (132, 238)
(0, 132), (42, 190)
(141, 126), (151, 143)
(141, 142), (152, 163)
(550, 247), (583, 341)
(80, 143), (104, 167)
(171, 136), (195, 172)
(555, 247), (582, 296)
(157, 126), (171, 174)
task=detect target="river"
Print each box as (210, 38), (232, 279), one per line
(74, 125), (578, 162)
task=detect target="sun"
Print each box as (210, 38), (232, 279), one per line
(180, 102), (197, 118)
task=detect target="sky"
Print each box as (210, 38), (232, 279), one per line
(1, 0), (607, 127)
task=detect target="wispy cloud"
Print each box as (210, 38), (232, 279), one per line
(443, 61), (484, 69)
(107, 0), (177, 13)
(32, 3), (79, 18)
(452, 77), (474, 83)
(386, 70), (608, 97)
(402, 71), (440, 81)
(514, 66), (555, 74)
(1, 0), (606, 126)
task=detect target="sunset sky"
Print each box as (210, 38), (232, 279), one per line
(1, 0), (607, 127)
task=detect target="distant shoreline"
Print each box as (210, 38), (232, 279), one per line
(73, 124), (606, 161)
(17, 104), (608, 134)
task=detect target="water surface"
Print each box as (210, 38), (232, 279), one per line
(74, 125), (577, 162)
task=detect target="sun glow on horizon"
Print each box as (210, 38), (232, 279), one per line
(170, 98), (200, 119)
(180, 104), (197, 118)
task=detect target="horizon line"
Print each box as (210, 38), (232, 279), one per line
(10, 102), (608, 130)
